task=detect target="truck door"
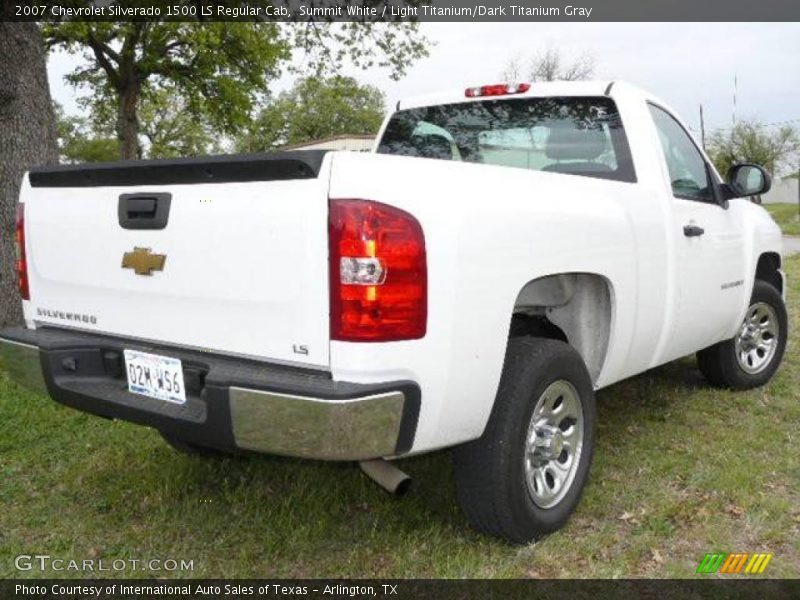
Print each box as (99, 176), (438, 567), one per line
(648, 103), (747, 362)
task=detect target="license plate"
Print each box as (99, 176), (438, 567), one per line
(124, 349), (186, 404)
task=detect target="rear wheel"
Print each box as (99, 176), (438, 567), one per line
(452, 337), (596, 543)
(697, 280), (787, 390)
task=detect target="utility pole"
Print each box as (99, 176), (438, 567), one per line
(699, 104), (706, 149)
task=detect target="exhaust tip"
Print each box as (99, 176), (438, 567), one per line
(393, 476), (412, 497)
(359, 459), (412, 496)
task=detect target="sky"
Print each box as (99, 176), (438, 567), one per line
(47, 22), (800, 135)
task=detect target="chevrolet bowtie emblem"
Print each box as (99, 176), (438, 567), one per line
(121, 247), (166, 276)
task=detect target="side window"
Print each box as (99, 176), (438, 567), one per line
(648, 104), (714, 202)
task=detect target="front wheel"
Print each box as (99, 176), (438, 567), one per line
(452, 337), (596, 544)
(697, 280), (787, 390)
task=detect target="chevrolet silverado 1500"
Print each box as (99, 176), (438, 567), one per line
(0, 80), (786, 543)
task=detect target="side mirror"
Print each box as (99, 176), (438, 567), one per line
(724, 163), (772, 200)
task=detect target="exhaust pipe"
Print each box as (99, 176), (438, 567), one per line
(359, 459), (412, 496)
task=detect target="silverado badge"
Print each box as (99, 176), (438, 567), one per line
(121, 247), (166, 276)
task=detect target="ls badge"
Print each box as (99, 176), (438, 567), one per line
(122, 247), (166, 276)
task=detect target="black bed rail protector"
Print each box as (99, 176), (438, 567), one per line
(28, 150), (329, 188)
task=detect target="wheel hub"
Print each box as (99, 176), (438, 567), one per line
(524, 380), (584, 509)
(734, 302), (778, 375)
(534, 424), (564, 460)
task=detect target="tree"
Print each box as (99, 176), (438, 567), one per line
(56, 103), (119, 163)
(707, 121), (800, 178)
(45, 22), (428, 160)
(57, 88), (223, 162)
(237, 76), (385, 152)
(0, 22), (58, 328)
(139, 88), (224, 159)
(45, 23), (289, 160)
(502, 48), (595, 82)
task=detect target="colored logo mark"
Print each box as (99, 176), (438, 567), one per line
(696, 552), (772, 574)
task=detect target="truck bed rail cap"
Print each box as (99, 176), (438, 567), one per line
(28, 150), (329, 188)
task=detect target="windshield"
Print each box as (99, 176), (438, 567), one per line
(377, 96), (636, 183)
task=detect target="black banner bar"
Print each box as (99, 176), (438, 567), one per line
(4, 0), (800, 22)
(3, 579), (800, 600)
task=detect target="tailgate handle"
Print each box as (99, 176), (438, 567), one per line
(127, 197), (156, 216)
(119, 193), (171, 230)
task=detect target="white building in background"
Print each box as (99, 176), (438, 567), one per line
(283, 135), (375, 152)
(762, 177), (799, 204)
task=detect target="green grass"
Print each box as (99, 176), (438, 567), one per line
(764, 203), (800, 236)
(2, 261), (800, 579)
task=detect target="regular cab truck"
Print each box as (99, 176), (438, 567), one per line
(0, 81), (787, 543)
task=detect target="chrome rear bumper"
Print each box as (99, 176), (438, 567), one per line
(0, 327), (419, 460)
(0, 337), (46, 394)
(230, 388), (406, 460)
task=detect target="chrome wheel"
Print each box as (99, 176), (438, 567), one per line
(735, 302), (779, 375)
(524, 379), (584, 509)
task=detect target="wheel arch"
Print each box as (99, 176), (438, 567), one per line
(512, 272), (614, 384)
(754, 251), (783, 296)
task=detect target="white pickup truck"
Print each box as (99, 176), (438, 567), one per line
(1, 81), (786, 543)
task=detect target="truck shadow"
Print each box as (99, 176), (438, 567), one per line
(142, 357), (716, 544)
(13, 344), (771, 580)
(65, 354), (738, 570)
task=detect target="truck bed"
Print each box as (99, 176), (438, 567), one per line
(21, 151), (333, 369)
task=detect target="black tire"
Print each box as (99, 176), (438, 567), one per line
(697, 280), (787, 390)
(159, 432), (231, 458)
(452, 337), (596, 544)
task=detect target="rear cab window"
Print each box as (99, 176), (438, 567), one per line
(377, 96), (636, 183)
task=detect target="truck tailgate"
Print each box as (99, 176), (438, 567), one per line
(21, 152), (331, 368)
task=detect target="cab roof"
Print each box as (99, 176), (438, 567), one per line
(396, 80), (646, 111)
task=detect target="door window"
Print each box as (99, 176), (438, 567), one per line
(648, 104), (714, 202)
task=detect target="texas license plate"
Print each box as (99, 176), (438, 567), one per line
(124, 349), (186, 404)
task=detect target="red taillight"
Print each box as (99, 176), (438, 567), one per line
(465, 83), (531, 97)
(329, 199), (427, 342)
(15, 203), (29, 300)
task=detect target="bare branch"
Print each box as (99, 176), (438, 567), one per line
(501, 56), (523, 81)
(501, 47), (596, 83)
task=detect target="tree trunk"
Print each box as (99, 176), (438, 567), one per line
(0, 23), (58, 328)
(117, 84), (141, 160)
